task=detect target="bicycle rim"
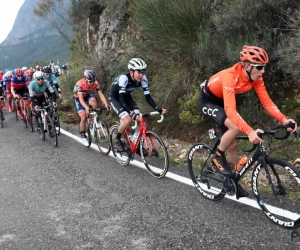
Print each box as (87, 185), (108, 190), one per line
(26, 107), (33, 132)
(140, 131), (169, 178)
(95, 118), (110, 155)
(187, 143), (225, 201)
(56, 117), (60, 135)
(38, 116), (45, 140)
(253, 157), (300, 228)
(86, 126), (92, 147)
(109, 125), (130, 166)
(47, 115), (58, 147)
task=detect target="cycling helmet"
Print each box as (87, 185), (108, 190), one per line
(84, 70), (96, 81)
(33, 71), (44, 80)
(128, 58), (147, 71)
(240, 45), (269, 64)
(5, 71), (13, 77)
(4, 69), (10, 73)
(36, 65), (40, 71)
(24, 69), (33, 76)
(15, 68), (23, 76)
(22, 66), (28, 72)
(44, 66), (52, 74)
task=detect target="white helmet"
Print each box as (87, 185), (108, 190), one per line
(128, 58), (147, 71)
(33, 71), (44, 79)
(22, 66), (28, 71)
(5, 71), (13, 77)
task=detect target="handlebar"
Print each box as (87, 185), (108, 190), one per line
(241, 123), (297, 152)
(131, 111), (164, 129)
(89, 107), (110, 116)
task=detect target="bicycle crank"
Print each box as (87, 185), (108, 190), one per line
(222, 176), (237, 196)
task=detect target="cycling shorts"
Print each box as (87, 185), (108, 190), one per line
(199, 84), (228, 134)
(109, 94), (140, 119)
(74, 94), (95, 113)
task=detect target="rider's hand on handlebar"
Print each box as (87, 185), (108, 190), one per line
(155, 106), (167, 115)
(85, 107), (90, 116)
(282, 118), (297, 132)
(249, 129), (264, 144)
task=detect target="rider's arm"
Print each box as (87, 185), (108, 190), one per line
(46, 82), (57, 102)
(253, 81), (286, 123)
(97, 90), (109, 108)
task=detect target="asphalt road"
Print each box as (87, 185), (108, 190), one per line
(0, 111), (298, 250)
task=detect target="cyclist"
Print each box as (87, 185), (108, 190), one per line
(73, 70), (110, 145)
(43, 66), (64, 100)
(28, 71), (56, 130)
(199, 45), (297, 198)
(109, 58), (166, 152)
(24, 69), (34, 83)
(0, 76), (5, 121)
(0, 70), (5, 111)
(11, 68), (29, 118)
(3, 70), (13, 112)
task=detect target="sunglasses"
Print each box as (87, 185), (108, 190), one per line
(36, 78), (44, 81)
(27, 75), (33, 77)
(137, 69), (146, 73)
(249, 64), (266, 71)
(87, 79), (94, 83)
(17, 75), (23, 77)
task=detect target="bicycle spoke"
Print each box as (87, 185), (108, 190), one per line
(253, 157), (300, 228)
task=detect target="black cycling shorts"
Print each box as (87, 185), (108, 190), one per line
(109, 94), (139, 119)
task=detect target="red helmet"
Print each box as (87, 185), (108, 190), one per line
(240, 45), (269, 64)
(25, 69), (33, 76)
(15, 68), (23, 76)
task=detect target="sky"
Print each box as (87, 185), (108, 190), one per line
(0, 0), (25, 44)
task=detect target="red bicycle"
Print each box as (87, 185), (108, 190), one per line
(19, 97), (34, 132)
(109, 111), (169, 178)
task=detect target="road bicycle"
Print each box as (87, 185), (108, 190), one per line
(47, 97), (61, 136)
(36, 102), (58, 147)
(79, 107), (111, 155)
(187, 123), (300, 228)
(109, 111), (169, 178)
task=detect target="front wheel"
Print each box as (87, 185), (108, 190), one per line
(253, 157), (300, 228)
(109, 124), (130, 166)
(187, 143), (226, 201)
(47, 115), (58, 147)
(140, 131), (169, 178)
(37, 115), (45, 141)
(94, 118), (110, 155)
(26, 106), (33, 132)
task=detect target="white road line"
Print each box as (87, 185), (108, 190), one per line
(59, 128), (300, 221)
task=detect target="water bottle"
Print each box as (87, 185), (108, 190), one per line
(235, 155), (248, 172)
(132, 131), (139, 143)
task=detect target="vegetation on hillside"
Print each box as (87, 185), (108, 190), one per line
(35, 0), (300, 140)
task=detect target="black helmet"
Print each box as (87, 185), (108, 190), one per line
(44, 66), (52, 74)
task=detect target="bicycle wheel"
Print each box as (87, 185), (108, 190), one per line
(55, 116), (60, 135)
(187, 143), (226, 201)
(38, 115), (45, 140)
(22, 106), (28, 128)
(95, 118), (110, 155)
(140, 131), (169, 178)
(85, 123), (92, 147)
(47, 115), (58, 147)
(253, 157), (300, 228)
(26, 106), (33, 132)
(110, 124), (130, 166)
(0, 108), (3, 128)
(15, 105), (19, 121)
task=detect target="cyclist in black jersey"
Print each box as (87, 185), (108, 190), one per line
(109, 58), (167, 152)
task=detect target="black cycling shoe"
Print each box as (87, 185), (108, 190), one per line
(237, 184), (249, 198)
(212, 151), (233, 175)
(115, 137), (125, 152)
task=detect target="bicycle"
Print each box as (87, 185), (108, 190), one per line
(19, 97), (33, 131)
(109, 111), (169, 178)
(47, 97), (61, 136)
(0, 96), (4, 128)
(35, 101), (58, 147)
(78, 107), (111, 155)
(187, 123), (300, 229)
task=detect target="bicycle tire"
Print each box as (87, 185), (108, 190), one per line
(26, 106), (33, 132)
(38, 115), (45, 140)
(15, 105), (19, 121)
(109, 124), (130, 166)
(95, 118), (110, 155)
(0, 109), (3, 128)
(55, 116), (60, 135)
(140, 131), (169, 178)
(22, 105), (28, 128)
(47, 114), (58, 147)
(252, 157), (300, 228)
(187, 143), (226, 201)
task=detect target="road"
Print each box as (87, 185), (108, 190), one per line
(0, 111), (298, 249)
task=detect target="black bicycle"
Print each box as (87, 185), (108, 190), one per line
(187, 123), (300, 229)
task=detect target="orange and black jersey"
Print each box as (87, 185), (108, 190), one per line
(207, 63), (286, 134)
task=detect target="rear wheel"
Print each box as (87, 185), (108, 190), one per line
(140, 131), (169, 178)
(94, 118), (110, 155)
(253, 157), (300, 228)
(187, 143), (226, 201)
(85, 122), (92, 147)
(47, 115), (58, 147)
(110, 124), (130, 166)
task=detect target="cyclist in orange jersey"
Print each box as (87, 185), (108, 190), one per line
(199, 45), (297, 198)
